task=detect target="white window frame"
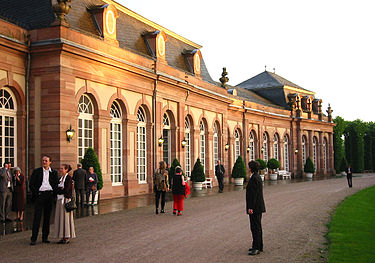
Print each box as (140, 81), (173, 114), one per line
(213, 123), (219, 167)
(302, 136), (307, 165)
(78, 94), (94, 162)
(137, 107), (147, 184)
(249, 131), (255, 161)
(110, 101), (122, 185)
(284, 135), (289, 171)
(185, 117), (191, 177)
(162, 113), (171, 165)
(263, 133), (269, 162)
(323, 138), (327, 172)
(313, 137), (318, 168)
(200, 121), (205, 170)
(234, 130), (240, 161)
(0, 88), (17, 166)
(273, 134), (279, 161)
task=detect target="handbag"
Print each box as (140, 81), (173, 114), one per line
(65, 186), (77, 212)
(91, 185), (96, 191)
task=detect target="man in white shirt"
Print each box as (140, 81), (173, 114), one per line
(29, 155), (58, 245)
(0, 162), (13, 223)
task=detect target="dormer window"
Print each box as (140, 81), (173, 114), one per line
(142, 30), (167, 61)
(88, 4), (119, 45)
(182, 49), (202, 76)
(312, 99), (322, 114)
(301, 96), (312, 112)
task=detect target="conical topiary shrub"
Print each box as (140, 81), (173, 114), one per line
(190, 158), (206, 182)
(231, 156), (247, 179)
(81, 147), (103, 190)
(304, 157), (315, 174)
(340, 156), (348, 172)
(169, 158), (186, 181)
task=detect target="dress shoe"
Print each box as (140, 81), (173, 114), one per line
(30, 240), (36, 246)
(64, 239), (70, 244)
(249, 248), (263, 252)
(160, 210), (165, 213)
(57, 239), (65, 244)
(42, 239), (51, 243)
(155, 209), (159, 214)
(248, 249), (260, 255)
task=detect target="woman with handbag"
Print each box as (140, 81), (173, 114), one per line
(86, 167), (98, 206)
(172, 166), (185, 216)
(153, 161), (169, 214)
(54, 164), (76, 244)
(12, 167), (25, 221)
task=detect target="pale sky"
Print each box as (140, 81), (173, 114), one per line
(119, 0), (374, 122)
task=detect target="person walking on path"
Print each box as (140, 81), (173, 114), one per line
(172, 166), (185, 216)
(11, 167), (25, 221)
(0, 162), (13, 223)
(153, 161), (169, 214)
(246, 160), (266, 256)
(72, 163), (87, 206)
(346, 164), (353, 188)
(86, 167), (98, 206)
(29, 155), (59, 245)
(54, 164), (76, 244)
(215, 160), (225, 193)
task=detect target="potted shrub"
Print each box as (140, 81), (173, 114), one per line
(81, 147), (103, 205)
(231, 156), (246, 186)
(339, 156), (348, 176)
(267, 158), (280, 181)
(256, 158), (267, 181)
(190, 158), (206, 190)
(169, 158), (186, 186)
(304, 157), (315, 179)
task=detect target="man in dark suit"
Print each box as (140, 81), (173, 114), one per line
(73, 163), (87, 206)
(215, 160), (225, 193)
(0, 162), (13, 223)
(246, 160), (266, 256)
(29, 155), (58, 245)
(346, 164), (353, 188)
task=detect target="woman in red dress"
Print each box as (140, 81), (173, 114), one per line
(12, 167), (25, 221)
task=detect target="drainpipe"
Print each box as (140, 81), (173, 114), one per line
(152, 62), (159, 174)
(25, 34), (31, 193)
(242, 101), (247, 161)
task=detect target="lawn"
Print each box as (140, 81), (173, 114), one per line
(327, 185), (375, 263)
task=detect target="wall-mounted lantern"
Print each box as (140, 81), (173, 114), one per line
(224, 144), (229, 151)
(295, 149), (299, 154)
(158, 137), (164, 147)
(181, 139), (187, 148)
(246, 146), (251, 153)
(66, 125), (75, 142)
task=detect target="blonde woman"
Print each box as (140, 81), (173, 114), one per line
(54, 164), (76, 244)
(153, 161), (169, 214)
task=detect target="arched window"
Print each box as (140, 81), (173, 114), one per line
(284, 135), (289, 171)
(137, 107), (147, 183)
(234, 129), (240, 161)
(0, 88), (17, 166)
(213, 123), (219, 167)
(185, 117), (191, 177)
(249, 131), (256, 161)
(200, 121), (206, 169)
(263, 133), (269, 162)
(323, 138), (327, 172)
(273, 134), (279, 161)
(313, 137), (318, 169)
(302, 135), (307, 165)
(162, 113), (171, 165)
(110, 101), (122, 185)
(78, 94), (93, 162)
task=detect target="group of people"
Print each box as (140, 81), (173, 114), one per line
(29, 155), (99, 245)
(0, 162), (25, 223)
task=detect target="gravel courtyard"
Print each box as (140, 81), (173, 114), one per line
(1, 174), (374, 263)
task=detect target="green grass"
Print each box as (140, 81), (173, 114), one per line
(327, 186), (375, 263)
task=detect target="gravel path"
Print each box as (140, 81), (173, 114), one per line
(1, 174), (374, 263)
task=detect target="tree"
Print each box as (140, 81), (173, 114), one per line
(81, 147), (103, 190)
(231, 156), (247, 178)
(168, 158), (186, 184)
(190, 158), (205, 182)
(304, 157), (315, 173)
(339, 156), (348, 173)
(333, 116), (346, 172)
(256, 158), (267, 171)
(344, 120), (366, 172)
(267, 158), (280, 174)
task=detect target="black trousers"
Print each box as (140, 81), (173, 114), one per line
(347, 176), (352, 188)
(86, 189), (96, 204)
(31, 191), (54, 241)
(249, 213), (263, 251)
(217, 175), (224, 191)
(75, 188), (85, 206)
(155, 190), (166, 210)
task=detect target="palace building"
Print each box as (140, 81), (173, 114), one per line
(0, 0), (334, 199)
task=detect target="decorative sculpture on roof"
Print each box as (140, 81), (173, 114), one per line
(327, 104), (333, 122)
(219, 67), (229, 89)
(52, 0), (72, 26)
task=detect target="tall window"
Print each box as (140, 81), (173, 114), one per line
(263, 133), (269, 162)
(313, 137), (318, 168)
(162, 113), (171, 165)
(323, 138), (327, 172)
(137, 107), (147, 183)
(213, 123), (219, 167)
(284, 135), (289, 171)
(110, 101), (122, 185)
(200, 121), (205, 169)
(0, 88), (16, 166)
(273, 134), (279, 161)
(249, 131), (256, 161)
(234, 130), (240, 161)
(185, 117), (191, 177)
(302, 136), (307, 165)
(78, 94), (93, 162)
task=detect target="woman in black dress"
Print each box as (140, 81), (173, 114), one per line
(12, 167), (25, 221)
